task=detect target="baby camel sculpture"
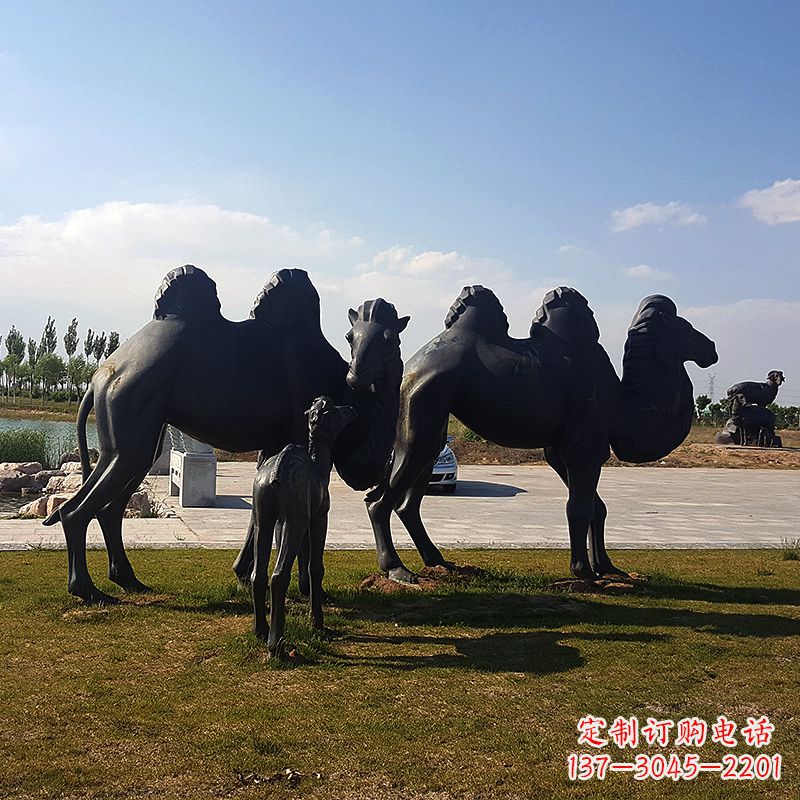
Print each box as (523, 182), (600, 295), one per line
(251, 396), (356, 657)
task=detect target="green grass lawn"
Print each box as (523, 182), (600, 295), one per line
(1, 549), (798, 799)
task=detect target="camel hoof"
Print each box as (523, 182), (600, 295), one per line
(570, 564), (597, 581)
(387, 566), (419, 585)
(110, 574), (153, 594)
(597, 566), (630, 580)
(69, 581), (120, 606)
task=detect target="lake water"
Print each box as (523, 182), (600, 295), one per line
(0, 416), (99, 448)
(0, 416), (99, 517)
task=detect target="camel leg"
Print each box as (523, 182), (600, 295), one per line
(58, 450), (156, 604)
(544, 447), (626, 578)
(544, 448), (600, 580)
(97, 470), (154, 593)
(366, 385), (451, 583)
(395, 464), (453, 569)
(268, 520), (302, 657)
(233, 449), (273, 585)
(297, 534), (311, 597)
(251, 492), (277, 642)
(53, 453), (118, 605)
(232, 512), (256, 585)
(585, 493), (628, 578)
(308, 508), (328, 630)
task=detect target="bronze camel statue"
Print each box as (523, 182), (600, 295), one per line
(366, 286), (718, 583)
(251, 397), (356, 657)
(44, 265), (408, 605)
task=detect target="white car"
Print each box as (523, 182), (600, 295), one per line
(429, 441), (458, 493)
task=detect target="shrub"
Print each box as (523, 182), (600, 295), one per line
(0, 430), (48, 466)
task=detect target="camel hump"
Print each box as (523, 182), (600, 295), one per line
(530, 286), (599, 344)
(354, 297), (405, 327)
(153, 265), (222, 321)
(250, 268), (322, 332)
(444, 285), (509, 336)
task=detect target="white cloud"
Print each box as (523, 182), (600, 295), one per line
(0, 200), (367, 342)
(558, 244), (582, 254)
(623, 264), (671, 280)
(357, 245), (503, 277)
(738, 179), (800, 225)
(0, 200), (564, 360)
(612, 201), (708, 232)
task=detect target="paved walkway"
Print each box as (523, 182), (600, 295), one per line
(0, 464), (797, 552)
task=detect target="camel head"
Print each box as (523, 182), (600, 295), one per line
(345, 299), (409, 391)
(628, 295), (718, 369)
(768, 370), (785, 385)
(305, 396), (357, 446)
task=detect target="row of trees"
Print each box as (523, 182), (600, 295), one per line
(695, 395), (800, 428)
(1, 318), (121, 404)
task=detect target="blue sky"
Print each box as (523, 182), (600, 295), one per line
(2, 2), (799, 402)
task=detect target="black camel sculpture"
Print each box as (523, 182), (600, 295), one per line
(251, 396), (356, 657)
(366, 286), (718, 583)
(726, 370), (784, 407)
(44, 265), (408, 605)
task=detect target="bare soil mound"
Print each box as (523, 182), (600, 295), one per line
(360, 564), (488, 593)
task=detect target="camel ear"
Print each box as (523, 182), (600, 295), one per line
(395, 315), (410, 333)
(348, 308), (358, 325)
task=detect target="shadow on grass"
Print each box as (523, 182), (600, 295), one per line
(338, 630), (666, 674)
(639, 577), (800, 607)
(175, 581), (800, 646)
(334, 586), (800, 639)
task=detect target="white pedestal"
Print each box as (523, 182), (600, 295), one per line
(169, 450), (217, 507)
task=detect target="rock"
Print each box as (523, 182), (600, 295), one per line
(46, 494), (72, 516)
(124, 490), (155, 518)
(18, 496), (50, 517)
(45, 474), (83, 494)
(62, 462), (84, 473)
(58, 448), (99, 467)
(26, 470), (66, 492)
(0, 462), (43, 475)
(0, 471), (32, 492)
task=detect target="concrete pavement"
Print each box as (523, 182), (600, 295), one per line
(0, 463), (797, 552)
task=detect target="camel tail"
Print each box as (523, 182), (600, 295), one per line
(76, 387), (95, 481)
(42, 387), (94, 527)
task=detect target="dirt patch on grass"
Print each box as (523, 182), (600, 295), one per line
(360, 564), (488, 594)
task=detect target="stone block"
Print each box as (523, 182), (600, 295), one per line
(169, 450), (216, 507)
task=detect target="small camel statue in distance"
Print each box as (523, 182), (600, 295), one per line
(727, 370), (785, 407)
(251, 396), (356, 657)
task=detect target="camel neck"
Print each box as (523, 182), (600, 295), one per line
(308, 440), (333, 480)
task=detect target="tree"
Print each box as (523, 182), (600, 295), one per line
(84, 329), (95, 360)
(38, 316), (58, 361)
(3, 326), (25, 402)
(27, 338), (38, 397)
(35, 352), (66, 402)
(695, 394), (711, 420)
(64, 318), (79, 358)
(66, 356), (89, 404)
(1, 354), (21, 400)
(105, 331), (120, 358)
(92, 331), (107, 364)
